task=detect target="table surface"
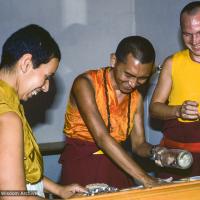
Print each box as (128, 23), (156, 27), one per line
(38, 142), (200, 200)
(71, 180), (200, 200)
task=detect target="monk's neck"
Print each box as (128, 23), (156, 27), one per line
(109, 69), (128, 104)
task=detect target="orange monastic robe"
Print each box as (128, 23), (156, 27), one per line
(64, 67), (140, 143)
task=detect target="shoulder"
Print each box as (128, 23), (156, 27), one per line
(0, 111), (22, 125)
(161, 50), (186, 67)
(0, 111), (22, 137)
(72, 68), (105, 91)
(161, 50), (188, 74)
(159, 54), (174, 76)
(72, 72), (93, 91)
(162, 55), (173, 67)
(173, 49), (188, 59)
(70, 71), (97, 104)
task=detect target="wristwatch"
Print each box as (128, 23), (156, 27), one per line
(150, 145), (158, 159)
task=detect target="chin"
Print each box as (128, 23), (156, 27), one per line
(121, 89), (133, 94)
(22, 96), (30, 101)
(190, 48), (200, 55)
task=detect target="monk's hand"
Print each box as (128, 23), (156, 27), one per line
(142, 175), (173, 188)
(142, 175), (165, 188)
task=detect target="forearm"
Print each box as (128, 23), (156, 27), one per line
(43, 176), (61, 197)
(149, 102), (181, 120)
(134, 142), (153, 158)
(96, 135), (152, 185)
(43, 176), (86, 199)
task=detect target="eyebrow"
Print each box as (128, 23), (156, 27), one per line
(182, 31), (200, 35)
(125, 71), (136, 77)
(124, 71), (149, 79)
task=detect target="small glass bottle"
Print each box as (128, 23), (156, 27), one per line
(153, 148), (193, 169)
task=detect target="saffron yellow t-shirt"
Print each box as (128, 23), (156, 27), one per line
(0, 80), (43, 183)
(169, 49), (200, 122)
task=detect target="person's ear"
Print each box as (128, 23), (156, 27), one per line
(18, 53), (33, 73)
(110, 53), (116, 67)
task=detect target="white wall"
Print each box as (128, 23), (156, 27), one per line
(135, 0), (193, 65)
(0, 0), (136, 143)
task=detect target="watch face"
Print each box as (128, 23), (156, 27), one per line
(178, 152), (193, 169)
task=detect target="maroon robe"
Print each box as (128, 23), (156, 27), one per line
(59, 137), (134, 189)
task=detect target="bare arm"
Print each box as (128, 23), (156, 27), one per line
(149, 56), (181, 120)
(150, 56), (199, 120)
(0, 112), (26, 190)
(43, 176), (86, 199)
(130, 98), (168, 168)
(130, 93), (152, 157)
(0, 112), (46, 200)
(71, 74), (158, 187)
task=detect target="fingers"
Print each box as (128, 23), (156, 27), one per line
(60, 184), (87, 199)
(74, 185), (87, 193)
(180, 100), (199, 119)
(69, 184), (87, 193)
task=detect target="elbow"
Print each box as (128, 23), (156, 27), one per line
(94, 133), (114, 151)
(132, 144), (144, 157)
(149, 102), (156, 118)
(94, 134), (108, 149)
(149, 102), (161, 119)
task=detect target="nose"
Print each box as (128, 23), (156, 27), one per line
(192, 34), (198, 45)
(42, 79), (49, 93)
(128, 78), (137, 88)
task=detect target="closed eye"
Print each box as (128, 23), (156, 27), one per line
(124, 72), (136, 78)
(45, 73), (55, 81)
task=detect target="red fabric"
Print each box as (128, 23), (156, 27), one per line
(160, 137), (200, 153)
(59, 137), (134, 189)
(156, 119), (200, 180)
